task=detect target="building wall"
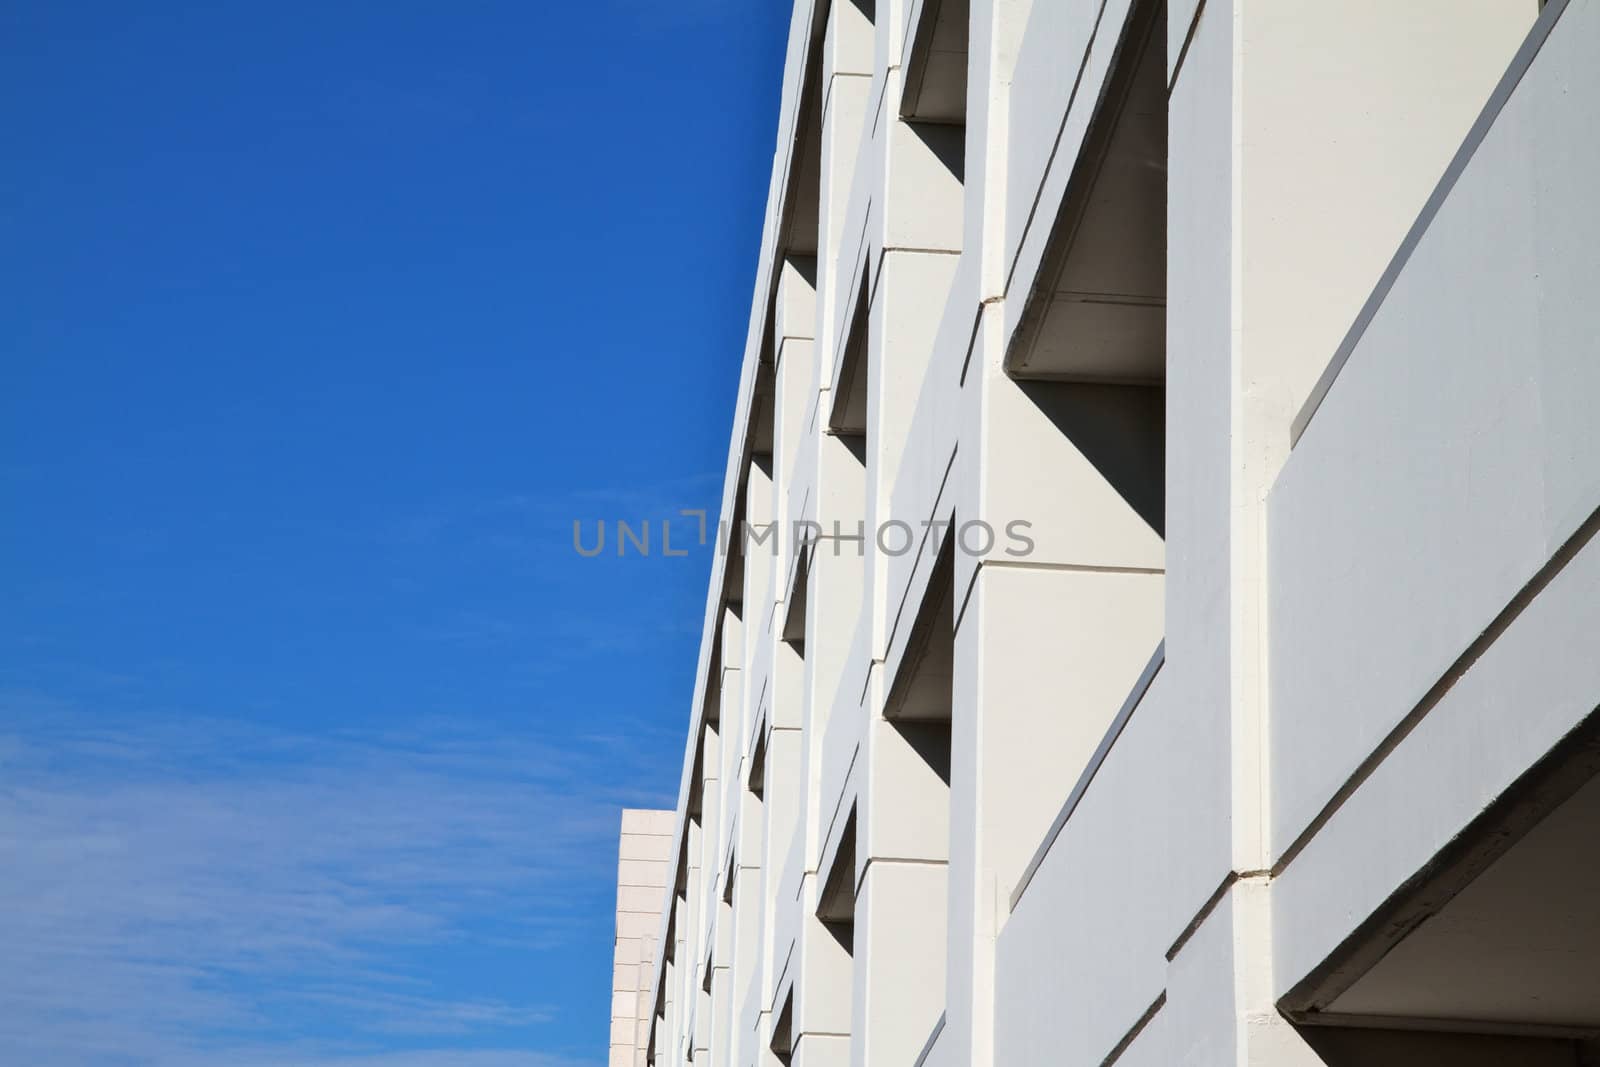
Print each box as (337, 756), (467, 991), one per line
(612, 809), (674, 1067)
(615, 0), (1599, 1064)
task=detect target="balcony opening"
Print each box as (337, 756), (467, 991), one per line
(898, 0), (967, 265)
(902, 0), (968, 127)
(782, 547), (810, 655)
(829, 270), (871, 438)
(828, 267), (871, 577)
(1006, 0), (1166, 540)
(771, 990), (795, 1066)
(749, 728), (767, 801)
(817, 808), (858, 954)
(1283, 725), (1600, 1063)
(728, 353), (777, 621)
(884, 538), (954, 828)
(779, 543), (810, 745)
(1005, 0), (1166, 545)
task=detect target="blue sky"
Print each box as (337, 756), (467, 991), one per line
(0, 2), (789, 1064)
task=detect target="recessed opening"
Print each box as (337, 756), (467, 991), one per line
(902, 0), (969, 125)
(776, 566), (806, 732)
(900, 0), (967, 264)
(1008, 1), (1165, 385)
(782, 548), (810, 652)
(1284, 717), (1600, 1061)
(885, 539), (955, 724)
(1006, 0), (1166, 540)
(771, 990), (795, 1066)
(818, 808), (858, 942)
(749, 728), (767, 800)
(830, 270), (871, 436)
(751, 363), (777, 463)
(782, 69), (822, 259)
(728, 353), (778, 614)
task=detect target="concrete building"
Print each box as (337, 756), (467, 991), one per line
(610, 0), (1600, 1063)
(611, 810), (675, 1067)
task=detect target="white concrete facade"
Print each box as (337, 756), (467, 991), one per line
(612, 810), (675, 1067)
(613, 0), (1600, 1063)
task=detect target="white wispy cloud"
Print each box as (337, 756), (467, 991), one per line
(0, 696), (669, 1066)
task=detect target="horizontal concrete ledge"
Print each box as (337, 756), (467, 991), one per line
(913, 1011), (946, 1067)
(1009, 640), (1166, 911)
(1289, 0), (1571, 447)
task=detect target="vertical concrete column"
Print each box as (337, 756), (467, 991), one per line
(776, 256), (818, 491)
(839, 41), (966, 1067)
(720, 606), (747, 851)
(789, 432), (867, 1067)
(739, 438), (779, 1067)
(1235, 0), (1540, 872)
(851, 857), (948, 1066)
(743, 456), (777, 714)
(714, 610), (748, 1067)
(957, 69), (1165, 1036)
(694, 977), (714, 1065)
(791, 907), (852, 1067)
(707, 889), (735, 1067)
(699, 722), (723, 956)
(805, 432), (869, 758)
(1156, 2), (1537, 1065)
(851, 717), (950, 1067)
(756, 723), (803, 1059)
(728, 782), (765, 1067)
(772, 254), (818, 777)
(679, 837), (699, 1067)
(943, 1), (1135, 1065)
(791, 280), (867, 1067)
(718, 599), (758, 1067)
(766, 256), (819, 1067)
(775, 9), (876, 1064)
(815, 2), (874, 380)
(865, 106), (962, 660)
(695, 723), (722, 1066)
